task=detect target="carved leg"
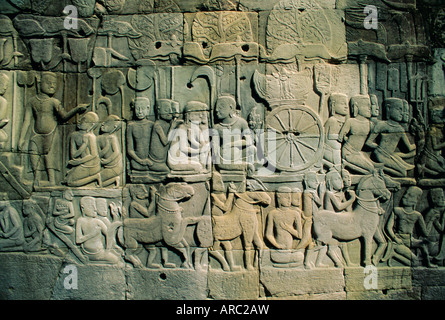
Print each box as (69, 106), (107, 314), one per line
(244, 249), (255, 271)
(222, 241), (241, 271)
(161, 247), (176, 268)
(327, 244), (344, 267)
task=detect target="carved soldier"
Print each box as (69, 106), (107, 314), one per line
(22, 200), (45, 252)
(338, 95), (376, 175)
(18, 72), (87, 186)
(385, 186), (437, 267)
(323, 169), (356, 213)
(323, 93), (349, 171)
(366, 98), (416, 177)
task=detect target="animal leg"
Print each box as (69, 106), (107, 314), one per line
(222, 241), (241, 271)
(144, 245), (161, 269)
(123, 236), (144, 268)
(372, 228), (388, 266)
(161, 247), (176, 268)
(327, 243), (344, 267)
(363, 237), (373, 267)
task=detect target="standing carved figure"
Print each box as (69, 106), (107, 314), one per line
(18, 72), (87, 186)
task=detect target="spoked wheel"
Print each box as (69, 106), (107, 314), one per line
(265, 105), (324, 172)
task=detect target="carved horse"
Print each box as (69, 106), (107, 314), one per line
(211, 191), (271, 271)
(313, 172), (391, 267)
(120, 182), (203, 269)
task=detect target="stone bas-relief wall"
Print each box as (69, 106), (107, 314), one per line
(1, 0), (445, 300)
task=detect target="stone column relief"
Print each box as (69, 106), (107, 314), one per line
(1, 0), (445, 300)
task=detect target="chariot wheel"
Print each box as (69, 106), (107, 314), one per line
(265, 105), (324, 172)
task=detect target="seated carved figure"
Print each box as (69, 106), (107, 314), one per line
(265, 187), (304, 267)
(0, 201), (24, 251)
(126, 97), (154, 174)
(168, 101), (211, 174)
(212, 94), (255, 174)
(385, 186), (437, 267)
(323, 169), (355, 213)
(366, 98), (416, 177)
(66, 111), (102, 188)
(75, 196), (123, 265)
(147, 99), (182, 174)
(98, 115), (123, 188)
(417, 98), (445, 178)
(338, 95), (376, 175)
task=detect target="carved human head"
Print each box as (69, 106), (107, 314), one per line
(428, 97), (445, 124)
(384, 98), (404, 122)
(326, 169), (343, 191)
(80, 196), (97, 217)
(100, 114), (121, 133)
(215, 95), (236, 120)
(95, 198), (108, 217)
(184, 101), (209, 125)
(304, 171), (319, 190)
(401, 186), (422, 207)
(40, 72), (58, 96)
(131, 97), (150, 120)
(430, 188), (445, 207)
(328, 93), (349, 117)
(77, 111), (99, 131)
(156, 99), (176, 120)
(0, 73), (9, 96)
(276, 186), (292, 208)
(350, 95), (371, 118)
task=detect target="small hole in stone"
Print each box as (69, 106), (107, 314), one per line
(160, 273), (167, 280)
(202, 41), (208, 48)
(241, 44), (249, 52)
(382, 289), (388, 295)
(155, 41), (162, 49)
(187, 82), (194, 89)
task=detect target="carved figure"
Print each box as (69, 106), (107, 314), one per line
(265, 187), (304, 267)
(313, 172), (391, 267)
(18, 72), (87, 186)
(211, 188), (271, 271)
(323, 169), (356, 213)
(66, 111), (102, 188)
(0, 201), (24, 251)
(338, 95), (376, 174)
(128, 184), (156, 219)
(212, 94), (254, 174)
(147, 99), (182, 173)
(126, 97), (154, 173)
(22, 200), (45, 252)
(417, 99), (445, 178)
(98, 114), (122, 187)
(121, 183), (206, 269)
(323, 93), (349, 171)
(168, 101), (211, 173)
(76, 196), (123, 265)
(385, 186), (437, 267)
(424, 188), (445, 261)
(0, 73), (9, 148)
(298, 171), (321, 250)
(366, 98), (416, 177)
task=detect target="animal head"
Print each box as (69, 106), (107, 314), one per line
(356, 171), (391, 202)
(159, 182), (195, 202)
